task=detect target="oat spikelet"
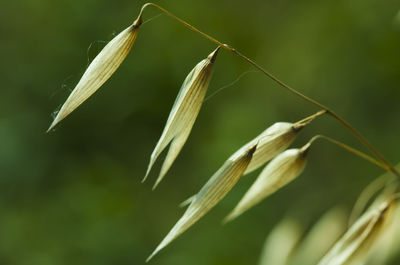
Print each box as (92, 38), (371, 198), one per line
(259, 218), (302, 265)
(288, 207), (347, 265)
(366, 196), (400, 265)
(224, 144), (309, 222)
(317, 198), (397, 265)
(146, 143), (256, 262)
(224, 111), (323, 178)
(235, 122), (304, 175)
(144, 47), (220, 189)
(48, 15), (142, 131)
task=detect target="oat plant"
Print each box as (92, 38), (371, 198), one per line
(48, 3), (400, 263)
(258, 193), (400, 265)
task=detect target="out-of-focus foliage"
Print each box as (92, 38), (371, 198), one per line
(1, 0), (400, 264)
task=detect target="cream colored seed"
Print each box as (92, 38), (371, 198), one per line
(317, 198), (397, 265)
(146, 143), (256, 262)
(48, 16), (142, 131)
(225, 144), (309, 222)
(144, 47), (220, 189)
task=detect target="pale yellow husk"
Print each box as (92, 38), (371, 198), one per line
(258, 207), (347, 265)
(258, 218), (302, 265)
(317, 198), (397, 265)
(48, 17), (142, 131)
(146, 142), (256, 262)
(217, 112), (317, 179)
(225, 145), (309, 222)
(288, 207), (347, 265)
(235, 122), (302, 175)
(365, 201), (400, 265)
(178, 122), (303, 209)
(144, 47), (220, 189)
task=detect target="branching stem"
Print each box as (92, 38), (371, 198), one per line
(307, 135), (389, 171)
(138, 3), (400, 178)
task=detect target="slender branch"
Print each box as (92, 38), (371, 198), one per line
(139, 3), (400, 178)
(140, 3), (230, 50)
(307, 135), (389, 171)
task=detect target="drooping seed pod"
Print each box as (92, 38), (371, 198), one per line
(234, 122), (305, 175)
(224, 143), (309, 222)
(146, 143), (256, 262)
(177, 121), (309, 210)
(317, 198), (397, 265)
(144, 47), (220, 189)
(48, 15), (142, 131)
(225, 111), (324, 178)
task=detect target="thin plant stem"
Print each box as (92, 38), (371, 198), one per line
(138, 3), (400, 178)
(307, 135), (389, 171)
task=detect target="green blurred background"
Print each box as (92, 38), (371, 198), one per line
(1, 0), (400, 264)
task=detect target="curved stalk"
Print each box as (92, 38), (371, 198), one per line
(138, 3), (400, 178)
(307, 135), (389, 171)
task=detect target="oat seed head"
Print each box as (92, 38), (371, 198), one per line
(146, 142), (256, 261)
(317, 198), (397, 265)
(47, 16), (142, 132)
(241, 122), (301, 175)
(224, 145), (309, 223)
(143, 47), (220, 189)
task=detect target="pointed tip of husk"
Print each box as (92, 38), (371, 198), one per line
(223, 203), (248, 224)
(46, 105), (70, 132)
(47, 113), (65, 132)
(222, 211), (238, 224)
(142, 173), (149, 184)
(142, 160), (155, 183)
(227, 148), (307, 221)
(145, 47), (219, 186)
(146, 251), (156, 263)
(152, 179), (161, 190)
(179, 195), (195, 208)
(49, 21), (140, 131)
(147, 236), (170, 262)
(47, 120), (57, 133)
(148, 140), (256, 260)
(151, 152), (176, 190)
(142, 173), (149, 183)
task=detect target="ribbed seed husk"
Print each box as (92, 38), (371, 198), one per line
(144, 47), (220, 189)
(48, 18), (142, 131)
(259, 207), (347, 265)
(317, 198), (397, 265)
(225, 145), (308, 222)
(146, 143), (256, 261)
(233, 122), (303, 175)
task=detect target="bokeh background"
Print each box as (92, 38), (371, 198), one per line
(1, 0), (400, 264)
